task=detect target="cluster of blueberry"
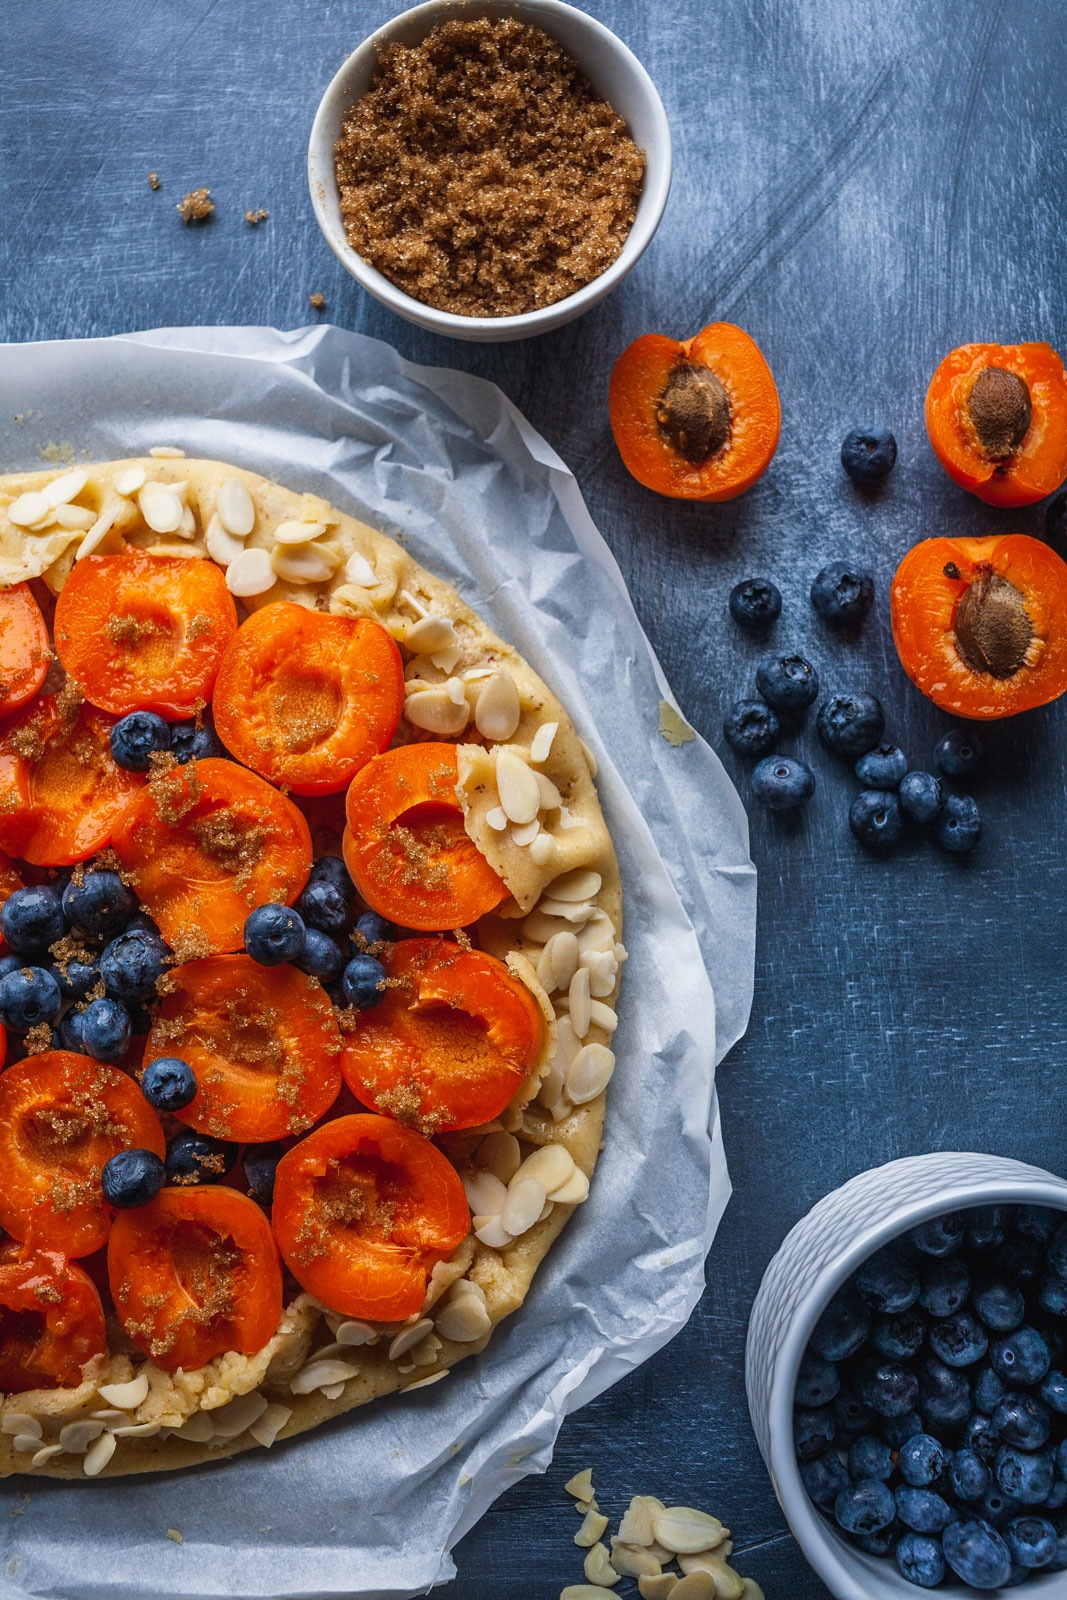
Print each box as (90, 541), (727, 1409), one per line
(795, 1204), (1067, 1589)
(108, 707), (226, 771)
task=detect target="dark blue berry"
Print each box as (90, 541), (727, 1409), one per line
(165, 1129), (238, 1187)
(841, 426), (897, 484)
(937, 792), (982, 853)
(81, 997), (132, 1063)
(1039, 1275), (1067, 1316)
(897, 770), (944, 825)
(722, 699), (780, 758)
(0, 966), (61, 1031)
(816, 691), (885, 756)
(973, 1279), (1025, 1333)
(917, 1356), (971, 1428)
(124, 912), (163, 940)
(1045, 1477), (1067, 1510)
(895, 1530), (945, 1588)
(849, 1434), (893, 1482)
(935, 727), (984, 778)
(100, 931), (166, 1003)
(1017, 1205), (1059, 1242)
(793, 1406), (835, 1462)
(795, 1352), (840, 1408)
(810, 562), (874, 626)
(295, 876), (351, 938)
(341, 953), (387, 1010)
(751, 756), (815, 811)
(872, 1310), (925, 1362)
(243, 904), (306, 967)
(898, 1433), (945, 1488)
(170, 710), (225, 764)
(308, 855), (355, 900)
(992, 1326), (1051, 1386)
(243, 1141), (285, 1208)
(799, 1450), (850, 1511)
(960, 1413), (1000, 1465)
(849, 790), (902, 850)
(755, 654), (820, 711)
(895, 1485), (952, 1534)
(729, 578), (782, 630)
(296, 927), (345, 983)
(354, 911), (393, 948)
(810, 1289), (870, 1361)
(101, 1147), (165, 1209)
(853, 1521), (903, 1556)
(942, 1515), (1013, 1589)
(859, 1359), (920, 1418)
(929, 1310), (988, 1368)
(855, 1249), (919, 1314)
(854, 744), (907, 789)
(912, 1212), (965, 1259)
(58, 1007), (86, 1052)
(62, 870), (137, 937)
(1040, 1370), (1067, 1414)
(0, 885), (66, 958)
(1057, 1439), (1067, 1481)
(949, 1449), (993, 1504)
(919, 1254), (970, 1316)
(0, 953), (21, 981)
(981, 1490), (1023, 1529)
(881, 1409), (925, 1449)
(1003, 1515), (1057, 1569)
(1049, 1223), (1067, 1280)
(975, 1364), (1009, 1414)
(996, 1235), (1045, 1285)
(49, 953), (100, 1002)
(832, 1387), (876, 1438)
(994, 1393), (1051, 1451)
(968, 1205), (1007, 1251)
(141, 1056), (197, 1112)
(109, 711), (171, 772)
(834, 1479), (896, 1537)
(997, 1446), (1055, 1506)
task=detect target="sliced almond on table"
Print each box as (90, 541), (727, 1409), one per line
(560, 1588), (619, 1600)
(618, 1496), (667, 1546)
(678, 1555), (741, 1596)
(670, 1576), (716, 1600)
(574, 1509), (609, 1548)
(653, 1508), (727, 1556)
(149, 445), (184, 457)
(583, 1543), (621, 1588)
(609, 1539), (662, 1578)
(564, 1467), (595, 1502)
(638, 1578), (678, 1600)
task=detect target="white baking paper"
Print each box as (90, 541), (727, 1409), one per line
(0, 325), (756, 1600)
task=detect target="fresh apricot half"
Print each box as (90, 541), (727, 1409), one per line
(925, 342), (1067, 506)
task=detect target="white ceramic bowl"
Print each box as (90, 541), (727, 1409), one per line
(746, 1152), (1067, 1599)
(307, 0), (671, 341)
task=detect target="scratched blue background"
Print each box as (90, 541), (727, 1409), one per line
(3, 1), (1067, 1594)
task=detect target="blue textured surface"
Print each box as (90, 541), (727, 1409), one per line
(3, 1), (1067, 1595)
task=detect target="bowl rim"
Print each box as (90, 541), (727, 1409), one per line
(765, 1171), (1067, 1599)
(306, 0), (673, 337)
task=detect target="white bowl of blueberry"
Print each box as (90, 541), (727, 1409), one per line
(746, 1151), (1067, 1596)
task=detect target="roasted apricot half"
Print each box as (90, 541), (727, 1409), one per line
(925, 342), (1067, 506)
(891, 533), (1067, 718)
(212, 602), (404, 795)
(0, 584), (50, 718)
(0, 695), (145, 866)
(108, 1186), (282, 1371)
(0, 1052), (166, 1255)
(146, 955), (343, 1141)
(341, 938), (543, 1133)
(609, 322), (781, 500)
(111, 757), (312, 954)
(272, 1114), (470, 1322)
(343, 743), (506, 931)
(0, 1246), (107, 1392)
(54, 551), (237, 719)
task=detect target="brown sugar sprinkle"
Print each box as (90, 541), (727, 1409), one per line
(190, 808), (269, 898)
(245, 208), (269, 225)
(22, 1023), (56, 1055)
(177, 188), (214, 224)
(148, 171), (161, 190)
(106, 613), (166, 651)
(308, 292), (326, 310)
(333, 16), (645, 318)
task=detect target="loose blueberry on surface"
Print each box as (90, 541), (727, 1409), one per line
(997, 1445), (1055, 1506)
(341, 953), (387, 1010)
(894, 1485), (953, 1534)
(800, 1451), (851, 1511)
(849, 791), (902, 851)
(897, 770), (944, 825)
(973, 1279), (1025, 1333)
(795, 1352), (841, 1408)
(101, 1148), (165, 1209)
(141, 1055), (197, 1112)
(58, 1007), (87, 1052)
(832, 1387), (876, 1438)
(100, 931), (167, 1003)
(992, 1325), (1052, 1387)
(841, 426), (897, 484)
(834, 1480), (897, 1537)
(872, 1310), (925, 1362)
(170, 710), (225, 764)
(849, 1435), (894, 1482)
(354, 911), (394, 948)
(794, 1406), (836, 1461)
(810, 1289), (871, 1362)
(898, 1433), (946, 1488)
(243, 1141), (285, 1208)
(165, 1129), (238, 1187)
(723, 699), (780, 758)
(109, 710), (171, 772)
(929, 1310), (988, 1368)
(1, 885), (67, 959)
(810, 562), (875, 627)
(81, 997), (132, 1063)
(1003, 1515), (1058, 1570)
(942, 1515), (1013, 1589)
(855, 1248), (920, 1314)
(751, 756), (816, 811)
(934, 727), (984, 779)
(295, 876), (352, 938)
(895, 1530), (945, 1589)
(854, 744), (907, 790)
(296, 927), (346, 983)
(1041, 1370), (1067, 1414)
(62, 870), (137, 937)
(881, 1409), (925, 1449)
(816, 691), (885, 756)
(0, 966), (62, 1031)
(755, 654), (820, 711)
(911, 1212), (965, 1259)
(729, 577), (782, 630)
(243, 904), (306, 967)
(949, 1448), (992, 1504)
(859, 1358), (921, 1419)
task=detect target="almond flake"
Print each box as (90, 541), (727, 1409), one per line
(289, 1358), (359, 1394)
(149, 446), (185, 458)
(405, 687), (469, 736)
(59, 1420), (105, 1454)
(566, 1043), (615, 1105)
(1, 1414), (41, 1438)
(335, 1319), (378, 1346)
(652, 1508), (726, 1556)
(388, 1318), (434, 1362)
(474, 671), (520, 741)
(114, 466), (147, 497)
(30, 1444), (64, 1467)
(568, 964), (592, 1038)
(248, 1402), (292, 1448)
(513, 1143), (575, 1195)
(435, 1293), (492, 1343)
(501, 1173), (546, 1236)
(208, 1392), (269, 1439)
(6, 491), (50, 526)
(216, 476), (255, 536)
(463, 1169), (507, 1215)
(575, 1510), (610, 1548)
(565, 1468), (595, 1501)
(638, 1578), (678, 1600)
(271, 541), (340, 584)
(405, 615), (457, 654)
(560, 1589), (619, 1600)
(529, 832), (556, 867)
(511, 820), (540, 847)
(137, 481), (184, 534)
(485, 807), (508, 831)
(473, 1213), (513, 1249)
(530, 721), (558, 763)
(205, 513), (245, 566)
(225, 546), (275, 597)
(401, 1369), (448, 1392)
(344, 550), (377, 586)
(56, 503), (95, 529)
(83, 1431), (116, 1476)
(11, 1434), (42, 1454)
(98, 1373), (150, 1410)
(548, 868), (603, 902)
(496, 749), (540, 825)
(547, 1166), (590, 1205)
(610, 1540), (662, 1578)
(43, 467), (88, 508)
(584, 1545), (621, 1589)
(476, 1130), (520, 1182)
(274, 518), (327, 546)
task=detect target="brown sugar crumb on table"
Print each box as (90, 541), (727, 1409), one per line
(333, 15), (646, 318)
(148, 171), (161, 190)
(177, 188), (214, 224)
(308, 292), (326, 310)
(245, 208), (269, 225)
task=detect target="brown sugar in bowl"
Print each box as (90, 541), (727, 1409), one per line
(308, 0), (672, 342)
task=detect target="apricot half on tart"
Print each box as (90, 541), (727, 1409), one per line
(609, 322), (780, 500)
(891, 533), (1067, 718)
(924, 342), (1067, 507)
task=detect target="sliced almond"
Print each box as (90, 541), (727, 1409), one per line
(564, 1468), (595, 1502)
(208, 1392), (269, 1439)
(11, 1434), (43, 1454)
(59, 1420), (105, 1454)
(405, 688), (469, 737)
(248, 1402), (292, 1448)
(513, 1143), (575, 1195)
(405, 615), (457, 654)
(652, 1508), (727, 1556)
(589, 1001), (618, 1033)
(173, 1412), (214, 1442)
(670, 1577), (716, 1600)
(530, 720), (558, 763)
(548, 868), (604, 902)
(271, 541), (340, 584)
(273, 517), (327, 546)
(574, 1509), (610, 1548)
(216, 475), (255, 536)
(205, 513), (245, 566)
(500, 1174), (546, 1236)
(511, 820), (540, 847)
(149, 445), (185, 457)
(496, 749), (540, 825)
(560, 1589), (619, 1600)
(137, 481), (184, 534)
(344, 550), (377, 586)
(536, 930), (578, 994)
(618, 1496), (667, 1546)
(113, 465), (147, 498)
(335, 1319), (378, 1346)
(486, 806), (508, 831)
(289, 1358), (359, 1394)
(536, 771), (563, 810)
(43, 467), (89, 508)
(638, 1578), (678, 1600)
(584, 1543), (621, 1588)
(225, 546), (275, 597)
(320, 1381), (346, 1400)
(609, 1540), (661, 1578)
(566, 1043), (615, 1104)
(530, 832), (556, 868)
(474, 671), (520, 742)
(462, 1169), (507, 1217)
(435, 1293), (492, 1343)
(1, 1414), (41, 1438)
(31, 1444), (64, 1467)
(476, 1131), (521, 1183)
(547, 1167), (591, 1205)
(400, 1368), (448, 1392)
(541, 897), (596, 924)
(388, 1319), (434, 1362)
(444, 675), (467, 706)
(83, 1431), (117, 1476)
(740, 1583), (765, 1600)
(98, 1373), (149, 1410)
(6, 491), (50, 526)
(568, 965), (592, 1039)
(109, 1421), (162, 1437)
(55, 503), (95, 529)
(473, 1214), (514, 1250)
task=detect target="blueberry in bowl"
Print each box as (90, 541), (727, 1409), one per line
(811, 562), (875, 627)
(729, 577), (782, 630)
(756, 654), (820, 712)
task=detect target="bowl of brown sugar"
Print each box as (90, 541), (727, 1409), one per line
(308, 0), (672, 341)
